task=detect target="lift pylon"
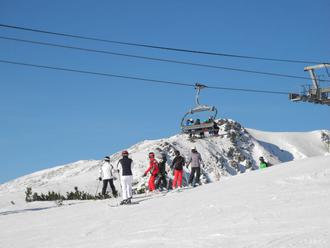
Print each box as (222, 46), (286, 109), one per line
(289, 64), (330, 106)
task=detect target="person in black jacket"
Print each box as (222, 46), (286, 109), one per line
(156, 153), (168, 191)
(171, 150), (185, 189)
(116, 150), (134, 205)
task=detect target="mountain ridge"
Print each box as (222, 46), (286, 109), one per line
(1, 120), (328, 201)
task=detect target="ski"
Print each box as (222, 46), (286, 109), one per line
(109, 202), (139, 208)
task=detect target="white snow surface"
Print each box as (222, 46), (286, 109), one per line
(0, 155), (330, 248)
(0, 124), (330, 247)
(247, 128), (329, 161)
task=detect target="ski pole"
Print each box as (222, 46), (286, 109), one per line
(95, 159), (104, 197)
(95, 179), (101, 197)
(114, 160), (123, 204)
(117, 171), (122, 204)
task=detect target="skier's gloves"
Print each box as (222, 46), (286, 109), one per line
(98, 177), (102, 181)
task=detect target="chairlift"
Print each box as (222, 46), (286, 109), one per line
(180, 83), (218, 137)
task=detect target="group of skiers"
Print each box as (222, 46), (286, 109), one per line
(98, 147), (271, 205)
(185, 117), (220, 138)
(98, 146), (205, 205)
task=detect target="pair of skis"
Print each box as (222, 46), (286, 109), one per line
(109, 201), (139, 207)
(108, 191), (168, 207)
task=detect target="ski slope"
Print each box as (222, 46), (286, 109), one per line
(0, 155), (329, 248)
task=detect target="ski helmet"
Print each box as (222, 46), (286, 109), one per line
(122, 150), (129, 156)
(174, 150), (180, 156)
(149, 152), (155, 158)
(104, 156), (110, 162)
(259, 156), (264, 161)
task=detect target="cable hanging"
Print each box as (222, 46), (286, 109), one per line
(0, 23), (327, 65)
(0, 58), (290, 95)
(1, 35), (329, 82)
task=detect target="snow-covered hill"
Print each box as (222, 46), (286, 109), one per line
(247, 128), (329, 161)
(0, 120), (329, 209)
(1, 154), (329, 248)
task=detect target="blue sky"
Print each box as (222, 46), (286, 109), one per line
(0, 0), (329, 183)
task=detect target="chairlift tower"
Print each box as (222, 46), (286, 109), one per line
(289, 63), (330, 105)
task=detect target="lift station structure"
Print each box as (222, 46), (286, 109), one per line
(289, 63), (330, 106)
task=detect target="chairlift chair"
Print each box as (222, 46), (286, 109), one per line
(180, 83), (218, 136)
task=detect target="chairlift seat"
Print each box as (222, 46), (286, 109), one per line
(180, 83), (219, 136)
(182, 122), (215, 133)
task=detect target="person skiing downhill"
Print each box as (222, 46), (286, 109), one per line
(259, 156), (268, 169)
(143, 152), (159, 192)
(117, 150), (134, 205)
(171, 150), (185, 189)
(186, 146), (204, 187)
(99, 156), (118, 198)
(156, 153), (168, 191)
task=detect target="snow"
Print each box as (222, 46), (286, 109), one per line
(0, 124), (330, 247)
(247, 128), (329, 161)
(1, 155), (330, 248)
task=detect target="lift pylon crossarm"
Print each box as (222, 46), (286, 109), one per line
(304, 63), (330, 71)
(304, 64), (330, 89)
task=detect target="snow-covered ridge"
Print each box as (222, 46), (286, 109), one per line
(247, 128), (329, 160)
(0, 120), (329, 202)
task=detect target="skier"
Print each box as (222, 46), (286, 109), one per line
(186, 118), (194, 126)
(156, 153), (168, 191)
(171, 150), (185, 189)
(237, 158), (247, 173)
(259, 156), (268, 169)
(98, 156), (118, 198)
(213, 121), (220, 136)
(117, 150), (134, 205)
(143, 152), (159, 192)
(186, 119), (194, 138)
(186, 146), (204, 187)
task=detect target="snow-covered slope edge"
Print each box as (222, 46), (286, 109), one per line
(0, 155), (329, 248)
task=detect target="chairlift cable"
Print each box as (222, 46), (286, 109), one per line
(1, 36), (329, 82)
(0, 23), (327, 65)
(0, 58), (291, 95)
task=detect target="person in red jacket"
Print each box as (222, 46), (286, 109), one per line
(143, 152), (159, 192)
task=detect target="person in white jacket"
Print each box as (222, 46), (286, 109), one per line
(99, 156), (118, 197)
